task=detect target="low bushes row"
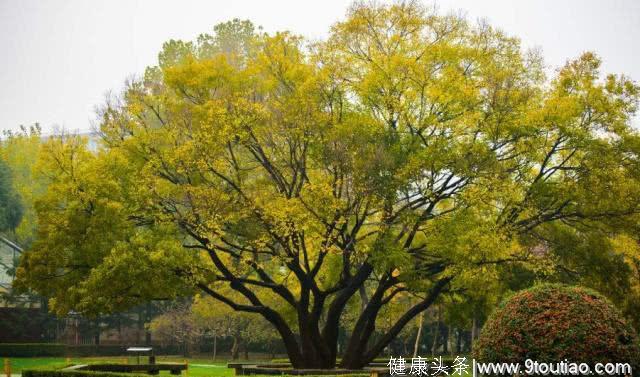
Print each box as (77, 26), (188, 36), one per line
(24, 370), (149, 377)
(0, 343), (182, 357)
(269, 357), (457, 364)
(0, 343), (66, 357)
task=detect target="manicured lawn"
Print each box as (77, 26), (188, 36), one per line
(5, 358), (69, 373)
(4, 357), (233, 377)
(4, 356), (470, 377)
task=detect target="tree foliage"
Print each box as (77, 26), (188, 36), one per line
(149, 301), (206, 356)
(192, 294), (280, 359)
(474, 284), (639, 367)
(0, 124), (44, 244)
(0, 158), (23, 234)
(16, 2), (640, 368)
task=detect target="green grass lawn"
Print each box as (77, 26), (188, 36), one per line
(4, 357), (233, 377)
(4, 356), (470, 377)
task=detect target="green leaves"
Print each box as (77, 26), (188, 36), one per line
(0, 159), (23, 233)
(474, 284), (640, 366)
(13, 5), (640, 364)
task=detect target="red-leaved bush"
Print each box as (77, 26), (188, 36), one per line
(474, 284), (639, 368)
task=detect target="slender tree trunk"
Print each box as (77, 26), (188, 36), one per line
(118, 317), (122, 344)
(413, 311), (424, 358)
(470, 315), (477, 352)
(94, 319), (100, 345)
(443, 326), (449, 354)
(431, 308), (440, 355)
(145, 304), (152, 346)
(136, 308), (141, 344)
(212, 333), (217, 361)
(183, 340), (189, 358)
(231, 336), (239, 360)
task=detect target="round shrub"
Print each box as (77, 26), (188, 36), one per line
(474, 284), (639, 367)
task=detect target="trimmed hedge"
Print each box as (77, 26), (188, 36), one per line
(61, 345), (127, 357)
(0, 343), (182, 357)
(0, 343), (66, 357)
(270, 358), (453, 364)
(24, 370), (148, 377)
(474, 284), (640, 367)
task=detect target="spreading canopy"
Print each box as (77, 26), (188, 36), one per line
(17, 2), (640, 368)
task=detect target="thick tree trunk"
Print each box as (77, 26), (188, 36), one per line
(359, 285), (369, 312)
(201, 258), (449, 370)
(341, 278), (451, 369)
(340, 277), (392, 368)
(322, 263), (374, 367)
(298, 307), (330, 368)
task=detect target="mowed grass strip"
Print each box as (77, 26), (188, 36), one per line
(5, 357), (233, 377)
(5, 356), (471, 377)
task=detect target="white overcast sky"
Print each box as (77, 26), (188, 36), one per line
(1, 0), (639, 133)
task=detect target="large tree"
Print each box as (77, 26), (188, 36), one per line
(16, 3), (640, 368)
